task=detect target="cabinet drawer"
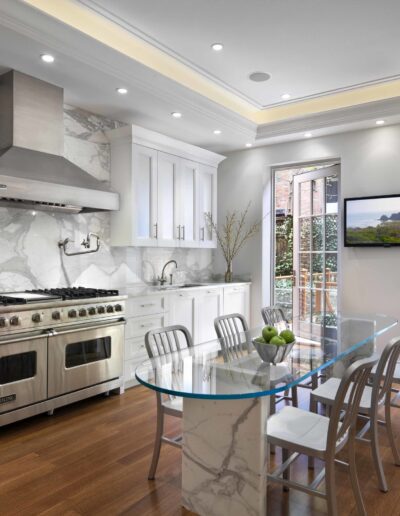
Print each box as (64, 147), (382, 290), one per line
(124, 336), (148, 361)
(224, 285), (247, 295)
(126, 296), (165, 317)
(126, 313), (166, 339)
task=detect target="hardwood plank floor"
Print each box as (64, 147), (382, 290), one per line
(1, 386), (400, 515)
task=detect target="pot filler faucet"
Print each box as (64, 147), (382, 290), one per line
(158, 260), (178, 286)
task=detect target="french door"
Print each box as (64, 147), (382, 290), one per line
(292, 166), (339, 335)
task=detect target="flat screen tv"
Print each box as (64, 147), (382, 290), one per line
(344, 194), (400, 247)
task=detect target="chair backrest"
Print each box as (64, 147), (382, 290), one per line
(372, 337), (400, 406)
(214, 313), (249, 359)
(145, 325), (193, 359)
(261, 305), (289, 332)
(327, 356), (378, 452)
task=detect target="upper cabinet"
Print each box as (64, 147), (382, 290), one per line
(107, 125), (225, 248)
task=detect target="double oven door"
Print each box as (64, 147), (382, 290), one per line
(0, 320), (125, 414)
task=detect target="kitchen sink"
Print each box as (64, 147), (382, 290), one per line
(178, 283), (204, 288)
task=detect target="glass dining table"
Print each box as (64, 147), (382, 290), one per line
(135, 313), (397, 516)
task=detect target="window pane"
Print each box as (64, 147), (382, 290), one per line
(326, 176), (338, 214)
(300, 218), (311, 251)
(312, 178), (324, 215)
(299, 288), (311, 322)
(325, 254), (338, 290)
(312, 254), (324, 288)
(66, 337), (111, 368)
(326, 215), (338, 251)
(299, 254), (311, 287)
(312, 216), (324, 251)
(300, 181), (311, 216)
(311, 289), (324, 320)
(0, 352), (36, 384)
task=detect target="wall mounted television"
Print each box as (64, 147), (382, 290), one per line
(344, 194), (400, 247)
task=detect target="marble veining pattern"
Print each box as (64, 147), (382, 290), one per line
(182, 397), (268, 516)
(0, 106), (213, 291)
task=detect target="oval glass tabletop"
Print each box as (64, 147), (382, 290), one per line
(135, 313), (397, 400)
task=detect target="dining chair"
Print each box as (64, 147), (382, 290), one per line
(214, 313), (298, 415)
(267, 356), (378, 516)
(145, 325), (193, 480)
(262, 304), (321, 389)
(310, 337), (400, 492)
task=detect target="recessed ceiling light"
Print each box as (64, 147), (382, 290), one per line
(213, 129), (222, 135)
(41, 54), (55, 63)
(376, 120), (385, 125)
(245, 143), (253, 148)
(211, 43), (224, 52)
(304, 132), (313, 138)
(281, 93), (291, 100)
(249, 71), (271, 82)
(171, 112), (182, 118)
(116, 87), (128, 94)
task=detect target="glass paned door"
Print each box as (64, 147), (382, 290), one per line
(293, 166), (339, 336)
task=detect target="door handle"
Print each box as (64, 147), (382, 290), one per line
(153, 223), (158, 239)
(292, 269), (296, 287)
(177, 225), (181, 240)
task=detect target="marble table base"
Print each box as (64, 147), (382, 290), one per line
(182, 396), (269, 516)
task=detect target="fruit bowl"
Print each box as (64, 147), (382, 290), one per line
(252, 338), (295, 364)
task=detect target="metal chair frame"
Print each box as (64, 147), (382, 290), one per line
(145, 325), (193, 480)
(267, 357), (378, 516)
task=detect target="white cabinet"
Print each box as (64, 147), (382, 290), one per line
(168, 290), (196, 337)
(195, 288), (222, 344)
(223, 284), (250, 322)
(108, 125), (224, 248)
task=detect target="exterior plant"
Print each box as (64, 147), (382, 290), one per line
(205, 202), (261, 282)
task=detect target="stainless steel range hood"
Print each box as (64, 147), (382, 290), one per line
(0, 70), (119, 213)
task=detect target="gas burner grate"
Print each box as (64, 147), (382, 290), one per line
(28, 287), (119, 300)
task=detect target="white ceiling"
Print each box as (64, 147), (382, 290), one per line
(80, 0), (400, 108)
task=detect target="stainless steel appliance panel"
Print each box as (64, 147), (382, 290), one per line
(48, 321), (124, 398)
(0, 332), (47, 413)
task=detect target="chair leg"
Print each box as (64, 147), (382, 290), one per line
(370, 413), (388, 492)
(325, 457), (338, 516)
(292, 385), (298, 408)
(148, 402), (164, 480)
(348, 433), (367, 516)
(270, 395), (276, 454)
(282, 448), (290, 492)
(308, 395), (317, 470)
(311, 372), (319, 390)
(385, 395), (400, 466)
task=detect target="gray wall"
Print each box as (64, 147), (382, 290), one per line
(218, 124), (400, 327)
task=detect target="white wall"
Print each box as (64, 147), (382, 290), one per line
(218, 124), (400, 328)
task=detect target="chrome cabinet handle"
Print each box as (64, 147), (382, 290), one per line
(140, 303), (155, 308)
(140, 322), (155, 328)
(182, 225), (185, 240)
(200, 227), (205, 241)
(153, 223), (158, 239)
(177, 225), (181, 240)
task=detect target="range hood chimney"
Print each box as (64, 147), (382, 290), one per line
(0, 70), (119, 213)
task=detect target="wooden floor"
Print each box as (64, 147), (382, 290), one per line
(1, 387), (400, 516)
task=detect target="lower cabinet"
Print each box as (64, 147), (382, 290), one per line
(194, 288), (223, 344)
(223, 284), (250, 322)
(169, 290), (196, 338)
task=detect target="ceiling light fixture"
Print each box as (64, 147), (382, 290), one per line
(249, 71), (271, 82)
(213, 129), (222, 135)
(171, 112), (182, 118)
(41, 54), (55, 63)
(376, 120), (385, 125)
(281, 93), (291, 100)
(304, 132), (313, 138)
(211, 43), (224, 52)
(245, 143), (253, 148)
(116, 87), (128, 94)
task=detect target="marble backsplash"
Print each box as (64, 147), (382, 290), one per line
(0, 105), (214, 291)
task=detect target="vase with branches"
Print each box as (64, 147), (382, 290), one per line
(205, 202), (261, 282)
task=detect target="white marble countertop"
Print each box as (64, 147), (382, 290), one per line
(120, 281), (251, 297)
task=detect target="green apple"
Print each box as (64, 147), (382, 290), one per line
(262, 325), (278, 342)
(279, 329), (295, 344)
(255, 336), (266, 344)
(270, 335), (286, 346)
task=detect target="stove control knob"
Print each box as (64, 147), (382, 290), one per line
(68, 309), (77, 318)
(52, 311), (61, 321)
(10, 316), (20, 326)
(97, 306), (105, 314)
(79, 308), (87, 317)
(32, 313), (43, 323)
(0, 317), (8, 328)
(88, 307), (96, 316)
(115, 304), (123, 312)
(106, 305), (114, 313)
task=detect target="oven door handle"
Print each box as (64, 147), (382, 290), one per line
(0, 331), (50, 345)
(49, 319), (126, 337)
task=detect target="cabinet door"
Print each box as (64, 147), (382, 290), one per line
(198, 164), (217, 248)
(223, 285), (250, 322)
(177, 159), (197, 247)
(195, 288), (222, 344)
(132, 144), (158, 246)
(169, 291), (196, 339)
(157, 151), (179, 246)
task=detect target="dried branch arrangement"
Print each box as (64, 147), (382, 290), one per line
(205, 202), (261, 282)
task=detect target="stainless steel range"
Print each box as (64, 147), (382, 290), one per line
(0, 287), (126, 426)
